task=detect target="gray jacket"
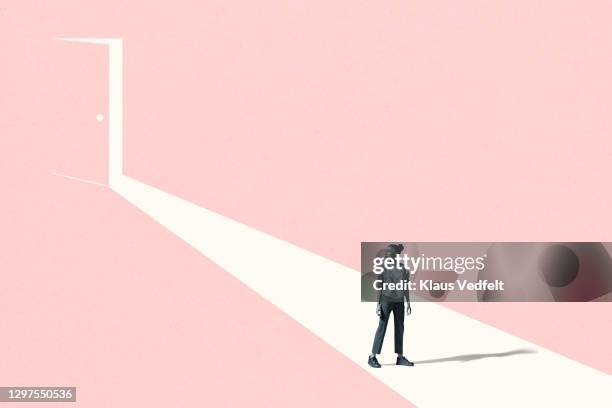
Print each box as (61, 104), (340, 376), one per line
(379, 266), (410, 304)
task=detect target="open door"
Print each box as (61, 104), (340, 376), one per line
(55, 38), (123, 186)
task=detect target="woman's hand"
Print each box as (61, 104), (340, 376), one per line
(376, 303), (384, 319)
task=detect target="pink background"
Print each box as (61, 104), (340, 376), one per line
(1, 1), (611, 406)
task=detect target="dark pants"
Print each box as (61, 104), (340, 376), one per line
(371, 301), (405, 355)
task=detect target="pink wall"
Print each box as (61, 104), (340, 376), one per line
(1, 2), (611, 407)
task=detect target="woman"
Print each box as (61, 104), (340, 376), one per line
(368, 243), (414, 368)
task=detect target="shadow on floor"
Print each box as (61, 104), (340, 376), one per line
(413, 348), (537, 364)
(381, 348), (537, 365)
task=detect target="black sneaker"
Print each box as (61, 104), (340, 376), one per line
(368, 355), (381, 368)
(396, 356), (414, 366)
